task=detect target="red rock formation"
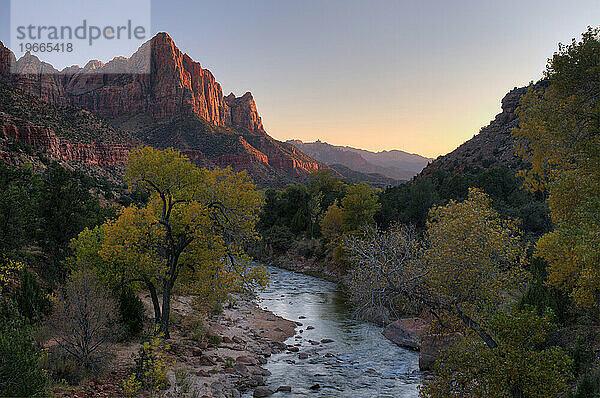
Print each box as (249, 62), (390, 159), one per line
(1, 121), (133, 166)
(225, 92), (265, 132)
(0, 35), (326, 185)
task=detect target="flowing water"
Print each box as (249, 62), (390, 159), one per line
(247, 266), (422, 397)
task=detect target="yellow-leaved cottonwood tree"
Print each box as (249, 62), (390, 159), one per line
(70, 147), (267, 337)
(513, 26), (600, 310)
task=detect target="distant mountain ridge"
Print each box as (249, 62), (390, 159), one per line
(288, 140), (432, 181)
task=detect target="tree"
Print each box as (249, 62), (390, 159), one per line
(419, 310), (572, 398)
(513, 27), (600, 310)
(72, 147), (266, 337)
(320, 202), (344, 242)
(341, 182), (381, 232)
(346, 189), (526, 348)
(48, 268), (118, 370)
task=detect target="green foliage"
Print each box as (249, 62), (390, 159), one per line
(190, 318), (208, 342)
(341, 183), (381, 232)
(376, 167), (549, 238)
(118, 287), (146, 339)
(519, 257), (571, 324)
(126, 333), (169, 394)
(174, 367), (192, 394)
(257, 170), (348, 243)
(13, 269), (51, 323)
(420, 310), (573, 398)
(42, 351), (80, 385)
(207, 334), (223, 347)
(0, 302), (47, 397)
(574, 372), (600, 398)
(0, 162), (114, 286)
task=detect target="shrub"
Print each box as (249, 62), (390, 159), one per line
(207, 334), (222, 347)
(48, 269), (119, 370)
(118, 287), (145, 339)
(174, 367), (192, 394)
(0, 303), (46, 397)
(42, 350), (80, 385)
(126, 333), (169, 393)
(190, 319), (208, 342)
(211, 301), (223, 316)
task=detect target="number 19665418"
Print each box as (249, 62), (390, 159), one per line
(19, 42), (73, 53)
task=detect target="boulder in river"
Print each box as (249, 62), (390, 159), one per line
(276, 385), (292, 392)
(253, 386), (273, 397)
(381, 317), (426, 350)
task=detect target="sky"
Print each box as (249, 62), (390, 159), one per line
(1, 1), (599, 158)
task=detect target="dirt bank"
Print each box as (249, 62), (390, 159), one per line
(53, 292), (297, 398)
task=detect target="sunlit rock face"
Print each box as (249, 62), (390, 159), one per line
(0, 35), (325, 186)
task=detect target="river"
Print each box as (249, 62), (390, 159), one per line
(247, 266), (422, 397)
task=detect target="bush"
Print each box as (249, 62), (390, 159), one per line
(48, 269), (119, 370)
(118, 287), (145, 339)
(190, 319), (208, 342)
(42, 350), (80, 385)
(0, 303), (46, 397)
(125, 333), (169, 394)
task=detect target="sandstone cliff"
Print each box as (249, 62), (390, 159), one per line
(0, 34), (325, 186)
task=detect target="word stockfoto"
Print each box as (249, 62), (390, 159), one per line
(15, 20), (147, 45)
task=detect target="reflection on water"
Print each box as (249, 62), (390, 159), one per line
(248, 266), (421, 397)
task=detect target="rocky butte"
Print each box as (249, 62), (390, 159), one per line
(0, 33), (325, 186)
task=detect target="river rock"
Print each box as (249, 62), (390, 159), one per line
(321, 338), (334, 344)
(306, 326), (315, 330)
(287, 346), (299, 352)
(252, 367), (272, 376)
(253, 386), (273, 397)
(382, 317), (427, 350)
(271, 342), (287, 351)
(233, 364), (250, 377)
(236, 355), (256, 365)
(298, 352), (309, 359)
(276, 385), (292, 392)
(232, 336), (246, 344)
(310, 383), (321, 390)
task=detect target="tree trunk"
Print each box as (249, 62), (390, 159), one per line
(159, 278), (171, 338)
(145, 280), (161, 325)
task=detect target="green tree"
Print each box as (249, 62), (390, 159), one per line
(320, 202), (344, 242)
(341, 182), (381, 232)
